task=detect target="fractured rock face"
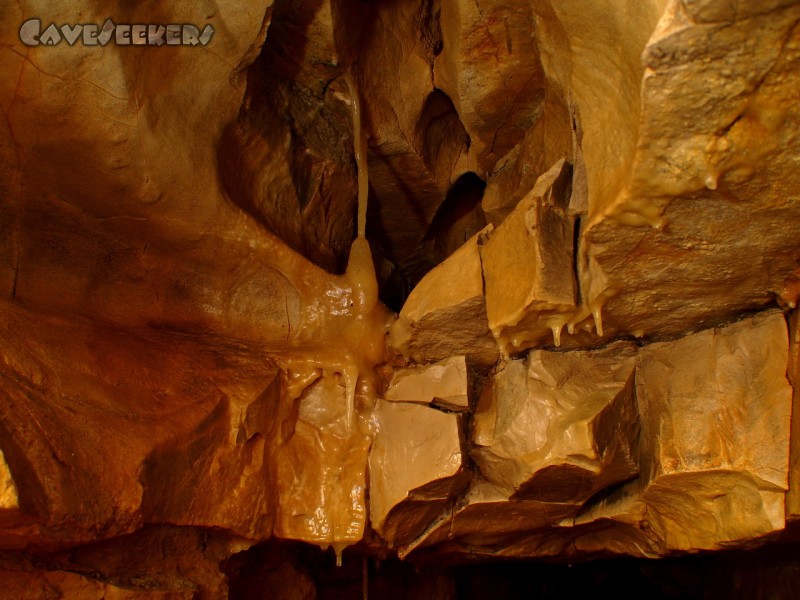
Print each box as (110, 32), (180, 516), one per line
(472, 342), (639, 504)
(788, 309), (800, 520)
(274, 372), (371, 551)
(405, 312), (792, 560)
(404, 341), (639, 555)
(2, 0), (800, 590)
(578, 1), (800, 341)
(369, 400), (467, 547)
(385, 354), (469, 411)
(434, 0), (546, 175)
(579, 312), (792, 555)
(481, 160), (578, 355)
(390, 226), (498, 367)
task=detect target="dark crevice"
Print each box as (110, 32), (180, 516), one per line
(420, 0), (443, 61)
(376, 171), (487, 313)
(572, 214), (583, 307)
(422, 172), (487, 256)
(575, 477), (639, 521)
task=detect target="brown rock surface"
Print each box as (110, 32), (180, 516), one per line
(579, 312), (792, 554)
(369, 400), (467, 547)
(0, 570), (191, 599)
(578, 1), (800, 341)
(390, 226), (499, 366)
(472, 342), (639, 503)
(789, 309), (800, 520)
(385, 355), (469, 411)
(480, 162), (578, 355)
(434, 0), (546, 175)
(1, 0), (800, 590)
(406, 312), (792, 559)
(273, 372), (371, 553)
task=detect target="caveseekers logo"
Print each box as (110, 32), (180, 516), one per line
(19, 18), (214, 46)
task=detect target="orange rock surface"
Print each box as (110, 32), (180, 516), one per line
(0, 0), (799, 595)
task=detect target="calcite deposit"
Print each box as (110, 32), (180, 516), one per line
(1, 0), (799, 596)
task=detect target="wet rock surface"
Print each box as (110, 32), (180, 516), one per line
(1, 0), (800, 595)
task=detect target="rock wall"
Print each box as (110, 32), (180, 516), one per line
(0, 0), (799, 596)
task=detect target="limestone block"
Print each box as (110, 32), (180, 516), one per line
(472, 342), (639, 504)
(480, 182), (577, 355)
(480, 123), (549, 227)
(369, 400), (467, 547)
(390, 227), (499, 367)
(579, 2), (800, 341)
(483, 156), (572, 227)
(410, 313), (792, 559)
(402, 478), (577, 556)
(385, 355), (469, 411)
(680, 0), (800, 27)
(582, 312), (792, 553)
(403, 342), (638, 556)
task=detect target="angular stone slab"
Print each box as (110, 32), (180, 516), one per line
(480, 182), (577, 356)
(582, 312), (792, 553)
(390, 226), (499, 367)
(385, 355), (469, 411)
(401, 478), (577, 556)
(578, 3), (800, 342)
(369, 400), (467, 547)
(472, 342), (639, 505)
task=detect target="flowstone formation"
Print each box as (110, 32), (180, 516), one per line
(1, 0), (800, 596)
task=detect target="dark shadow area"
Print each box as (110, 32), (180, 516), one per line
(224, 535), (800, 599)
(422, 171), (487, 262)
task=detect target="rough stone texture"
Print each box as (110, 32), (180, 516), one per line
(480, 162), (577, 355)
(1, 0), (800, 591)
(578, 1), (800, 342)
(405, 313), (792, 560)
(402, 477), (579, 556)
(472, 342), (639, 504)
(0, 570), (192, 599)
(580, 312), (792, 555)
(369, 400), (467, 547)
(385, 355), (469, 411)
(221, 0), (357, 273)
(789, 309), (800, 520)
(273, 373), (370, 550)
(0, 300), (302, 549)
(434, 0), (546, 176)
(390, 226), (499, 367)
(140, 372), (289, 540)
